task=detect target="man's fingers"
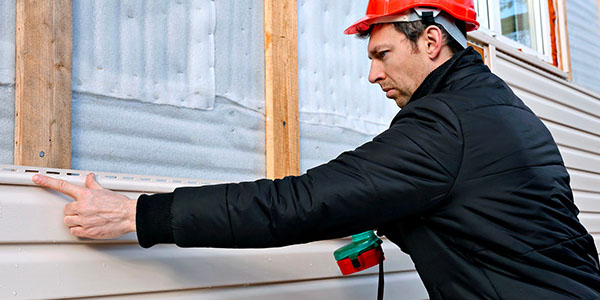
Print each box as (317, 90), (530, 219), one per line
(85, 173), (103, 190)
(64, 215), (82, 227)
(33, 175), (84, 199)
(70, 226), (85, 237)
(64, 202), (78, 215)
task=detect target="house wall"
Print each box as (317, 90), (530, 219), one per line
(566, 0), (600, 95)
(0, 167), (426, 299)
(0, 1), (598, 299)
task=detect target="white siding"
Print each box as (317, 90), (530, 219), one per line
(566, 0), (600, 95)
(0, 166), (426, 299)
(72, 272), (424, 300)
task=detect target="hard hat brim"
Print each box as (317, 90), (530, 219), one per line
(344, 2), (480, 35)
(344, 16), (375, 35)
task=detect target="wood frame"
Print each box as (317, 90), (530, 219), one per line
(264, 0), (300, 179)
(14, 0), (72, 168)
(554, 0), (573, 80)
(467, 42), (487, 65)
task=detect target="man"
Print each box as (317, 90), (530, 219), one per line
(33, 0), (600, 298)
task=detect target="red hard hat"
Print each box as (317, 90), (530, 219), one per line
(345, 0), (479, 35)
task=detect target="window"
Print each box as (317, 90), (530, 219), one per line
(475, 0), (553, 62)
(501, 0), (536, 48)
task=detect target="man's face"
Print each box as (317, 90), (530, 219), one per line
(367, 24), (430, 108)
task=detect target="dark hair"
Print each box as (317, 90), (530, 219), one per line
(357, 20), (465, 54)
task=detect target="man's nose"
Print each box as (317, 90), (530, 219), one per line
(368, 61), (385, 83)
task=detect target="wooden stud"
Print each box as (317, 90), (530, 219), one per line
(554, 0), (572, 80)
(467, 42), (486, 65)
(264, 0), (300, 179)
(15, 0), (72, 168)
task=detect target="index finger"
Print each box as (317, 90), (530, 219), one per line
(33, 174), (84, 199)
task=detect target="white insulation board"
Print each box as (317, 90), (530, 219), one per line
(297, 1), (400, 171)
(566, 0), (600, 95)
(72, 93), (265, 182)
(297, 0), (399, 136)
(0, 86), (14, 164)
(0, 1), (15, 85)
(0, 1), (15, 164)
(71, 0), (266, 181)
(214, 0), (265, 112)
(72, 1), (216, 109)
(300, 122), (374, 172)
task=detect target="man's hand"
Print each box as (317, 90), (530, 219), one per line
(33, 173), (137, 239)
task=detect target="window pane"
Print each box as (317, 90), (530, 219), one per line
(500, 0), (536, 49)
(475, 0), (489, 28)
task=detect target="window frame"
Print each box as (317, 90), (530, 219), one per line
(476, 0), (554, 63)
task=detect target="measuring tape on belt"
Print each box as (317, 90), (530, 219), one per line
(334, 231), (385, 300)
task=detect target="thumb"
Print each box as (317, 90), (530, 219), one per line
(85, 173), (103, 190)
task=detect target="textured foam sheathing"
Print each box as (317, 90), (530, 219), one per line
(0, 1), (15, 85)
(297, 1), (399, 170)
(300, 122), (374, 172)
(566, 0), (600, 95)
(0, 85), (14, 164)
(0, 1), (15, 164)
(72, 1), (216, 109)
(297, 0), (398, 136)
(72, 92), (265, 182)
(71, 0), (266, 180)
(214, 0), (265, 112)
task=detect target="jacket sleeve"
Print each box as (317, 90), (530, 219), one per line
(136, 97), (463, 248)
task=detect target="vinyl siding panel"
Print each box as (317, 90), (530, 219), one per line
(69, 272), (426, 300)
(0, 243), (420, 300)
(575, 190), (600, 213)
(0, 168), (426, 299)
(566, 0), (600, 95)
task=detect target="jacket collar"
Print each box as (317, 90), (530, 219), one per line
(407, 47), (484, 104)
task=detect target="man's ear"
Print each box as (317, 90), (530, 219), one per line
(423, 25), (444, 59)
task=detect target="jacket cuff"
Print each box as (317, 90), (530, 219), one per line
(136, 193), (175, 248)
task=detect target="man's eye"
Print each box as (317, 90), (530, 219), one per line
(380, 51), (388, 58)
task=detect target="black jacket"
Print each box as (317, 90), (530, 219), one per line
(137, 48), (600, 299)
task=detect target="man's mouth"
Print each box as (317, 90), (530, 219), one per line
(382, 88), (395, 98)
